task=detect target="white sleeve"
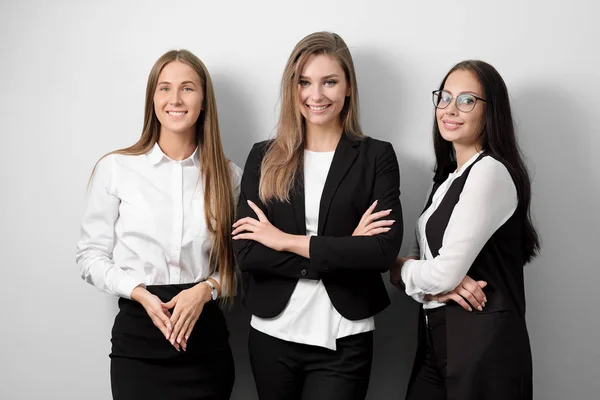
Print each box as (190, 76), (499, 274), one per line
(75, 156), (144, 299)
(400, 158), (518, 296)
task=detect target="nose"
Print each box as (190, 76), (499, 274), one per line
(308, 84), (324, 102)
(444, 97), (459, 116)
(169, 90), (182, 106)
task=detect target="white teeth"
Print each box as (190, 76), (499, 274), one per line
(308, 105), (328, 111)
(168, 111), (186, 115)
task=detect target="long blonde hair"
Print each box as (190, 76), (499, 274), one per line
(91, 50), (237, 300)
(259, 32), (364, 203)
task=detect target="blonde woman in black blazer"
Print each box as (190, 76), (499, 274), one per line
(232, 32), (403, 400)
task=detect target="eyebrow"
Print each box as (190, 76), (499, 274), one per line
(157, 80), (198, 86)
(299, 74), (340, 80)
(444, 89), (482, 96)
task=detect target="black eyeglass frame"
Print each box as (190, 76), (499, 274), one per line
(432, 89), (490, 113)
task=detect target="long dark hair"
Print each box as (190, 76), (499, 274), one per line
(432, 60), (540, 263)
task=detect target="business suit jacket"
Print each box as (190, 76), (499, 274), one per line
(233, 134), (403, 321)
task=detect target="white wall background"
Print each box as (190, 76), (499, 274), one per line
(1, 0), (598, 398)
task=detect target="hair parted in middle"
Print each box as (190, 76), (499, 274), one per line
(259, 31), (364, 203)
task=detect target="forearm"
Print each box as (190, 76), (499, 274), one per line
(310, 234), (403, 273)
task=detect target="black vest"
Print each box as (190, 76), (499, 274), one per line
(410, 154), (533, 400)
(424, 153), (527, 316)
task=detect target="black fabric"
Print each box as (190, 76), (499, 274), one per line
(234, 136), (403, 320)
(110, 284), (234, 399)
(407, 154), (533, 400)
(405, 307), (447, 400)
(248, 328), (373, 400)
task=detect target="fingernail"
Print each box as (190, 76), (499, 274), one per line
(482, 302), (486, 308)
(468, 307), (472, 312)
(177, 338), (181, 344)
(484, 297), (488, 303)
(185, 336), (189, 341)
(374, 200), (378, 204)
(478, 306), (483, 311)
(165, 334), (169, 339)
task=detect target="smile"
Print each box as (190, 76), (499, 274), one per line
(442, 120), (463, 130)
(307, 104), (331, 112)
(167, 111), (187, 116)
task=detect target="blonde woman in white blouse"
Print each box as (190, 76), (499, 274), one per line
(76, 50), (242, 400)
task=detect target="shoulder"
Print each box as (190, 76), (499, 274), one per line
(466, 155), (517, 199)
(354, 136), (396, 156)
(228, 160), (243, 183)
(470, 155), (513, 184)
(245, 140), (273, 165)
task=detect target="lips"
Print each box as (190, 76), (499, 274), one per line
(442, 120), (463, 130)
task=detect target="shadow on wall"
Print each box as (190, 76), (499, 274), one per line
(511, 85), (599, 400)
(353, 48), (433, 399)
(213, 72), (261, 400)
(212, 72), (261, 167)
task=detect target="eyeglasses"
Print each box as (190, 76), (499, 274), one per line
(432, 89), (489, 113)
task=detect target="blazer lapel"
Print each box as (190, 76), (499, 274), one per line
(317, 135), (359, 235)
(291, 170), (307, 235)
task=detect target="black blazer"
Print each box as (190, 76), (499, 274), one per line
(233, 135), (403, 321)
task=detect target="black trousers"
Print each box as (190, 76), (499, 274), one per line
(405, 306), (447, 400)
(110, 284), (235, 400)
(248, 328), (373, 400)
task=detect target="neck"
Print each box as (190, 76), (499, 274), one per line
(158, 128), (197, 160)
(304, 120), (343, 152)
(453, 141), (481, 171)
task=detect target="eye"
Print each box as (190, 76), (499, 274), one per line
(440, 93), (452, 102)
(459, 95), (475, 105)
(299, 79), (310, 87)
(158, 86), (169, 92)
(324, 80), (337, 86)
(182, 87), (193, 92)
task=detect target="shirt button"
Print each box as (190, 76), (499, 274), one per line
(301, 269), (307, 276)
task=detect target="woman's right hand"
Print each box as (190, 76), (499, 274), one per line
(353, 200), (395, 236)
(131, 285), (174, 344)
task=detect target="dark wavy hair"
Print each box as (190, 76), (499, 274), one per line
(432, 60), (540, 263)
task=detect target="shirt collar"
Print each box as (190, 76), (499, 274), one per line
(454, 150), (484, 177)
(147, 142), (200, 167)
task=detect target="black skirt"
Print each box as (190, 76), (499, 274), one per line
(110, 283), (235, 400)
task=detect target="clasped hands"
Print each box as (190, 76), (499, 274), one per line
(131, 280), (216, 352)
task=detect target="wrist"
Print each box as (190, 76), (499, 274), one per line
(130, 285), (150, 305)
(193, 282), (212, 303)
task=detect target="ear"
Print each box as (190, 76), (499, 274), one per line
(346, 86), (351, 97)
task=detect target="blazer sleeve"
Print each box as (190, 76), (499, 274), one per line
(233, 143), (318, 280)
(309, 142), (403, 273)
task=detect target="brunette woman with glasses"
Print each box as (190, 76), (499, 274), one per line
(390, 60), (540, 400)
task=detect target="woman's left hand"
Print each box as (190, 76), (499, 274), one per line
(164, 283), (212, 351)
(232, 200), (289, 251)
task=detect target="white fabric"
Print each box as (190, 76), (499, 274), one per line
(401, 152), (518, 309)
(76, 143), (242, 299)
(251, 149), (374, 350)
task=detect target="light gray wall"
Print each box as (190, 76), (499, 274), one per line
(1, 0), (598, 399)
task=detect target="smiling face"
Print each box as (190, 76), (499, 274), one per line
(153, 61), (204, 138)
(436, 69), (485, 147)
(297, 54), (350, 131)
